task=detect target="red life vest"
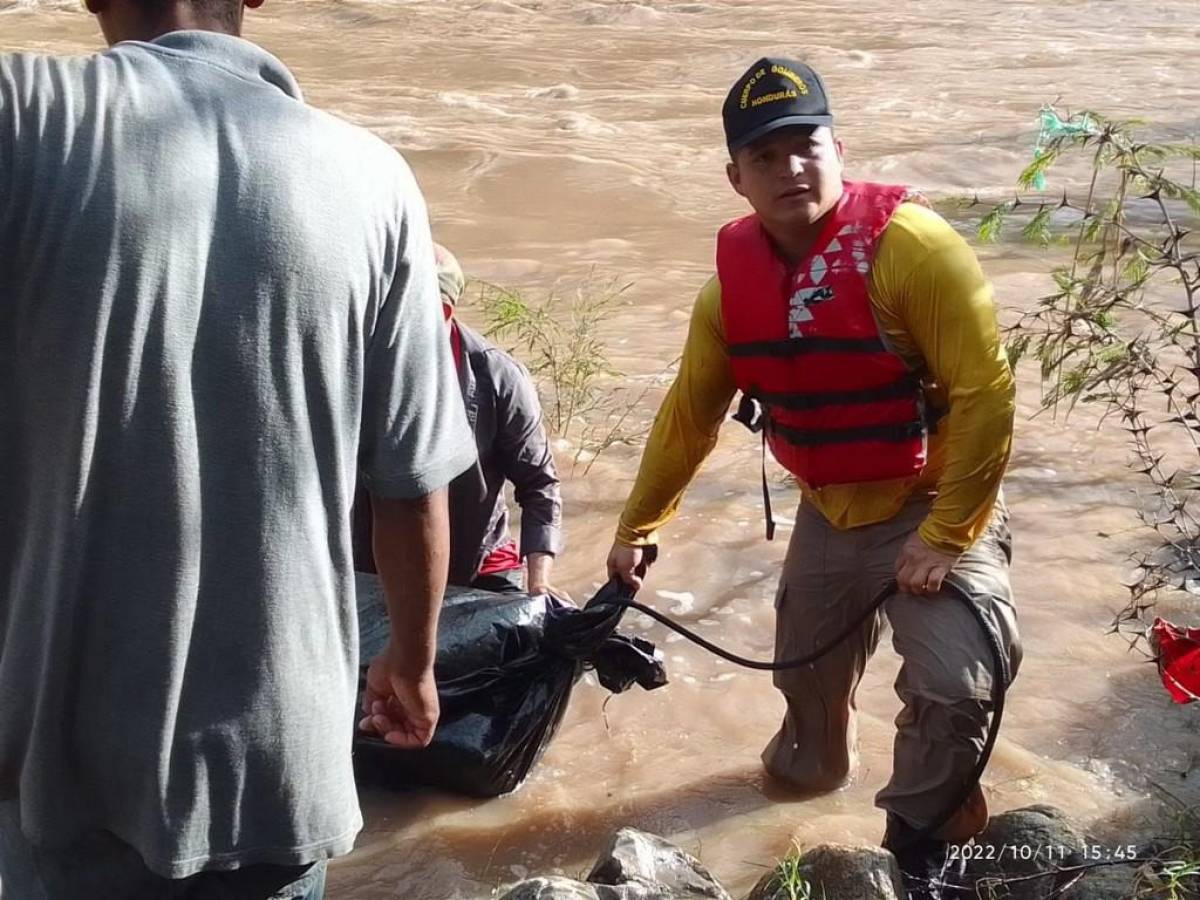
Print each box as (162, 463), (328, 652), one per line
(717, 180), (928, 489)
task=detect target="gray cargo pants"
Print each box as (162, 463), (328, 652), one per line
(762, 493), (1021, 827)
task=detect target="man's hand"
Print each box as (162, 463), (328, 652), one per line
(607, 541), (646, 589)
(526, 551), (571, 602)
(359, 642), (439, 748)
(365, 490), (448, 746)
(895, 530), (960, 597)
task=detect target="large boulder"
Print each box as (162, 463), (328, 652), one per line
(966, 805), (1087, 899)
(588, 828), (732, 900)
(745, 844), (904, 900)
(496, 876), (672, 900)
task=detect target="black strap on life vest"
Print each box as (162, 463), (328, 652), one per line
(759, 432), (775, 542)
(727, 336), (886, 358)
(731, 392), (764, 433)
(731, 395), (775, 541)
(769, 418), (926, 447)
(751, 375), (920, 412)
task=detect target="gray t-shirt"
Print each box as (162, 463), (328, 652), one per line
(0, 31), (476, 878)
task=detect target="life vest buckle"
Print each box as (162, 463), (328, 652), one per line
(732, 392), (764, 434)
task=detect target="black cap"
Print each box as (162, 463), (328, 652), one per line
(722, 57), (833, 154)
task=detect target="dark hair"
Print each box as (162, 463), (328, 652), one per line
(135, 0), (240, 28)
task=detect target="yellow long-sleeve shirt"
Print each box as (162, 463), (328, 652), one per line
(617, 202), (1015, 555)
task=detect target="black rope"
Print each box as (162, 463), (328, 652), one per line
(593, 574), (1010, 848)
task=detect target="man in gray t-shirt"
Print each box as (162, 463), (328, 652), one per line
(0, 1), (476, 897)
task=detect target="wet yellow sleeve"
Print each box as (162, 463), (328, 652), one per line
(616, 277), (737, 546)
(872, 203), (1015, 554)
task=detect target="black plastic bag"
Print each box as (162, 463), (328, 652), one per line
(353, 575), (666, 797)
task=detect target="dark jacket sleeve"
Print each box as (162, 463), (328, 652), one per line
(489, 352), (563, 557)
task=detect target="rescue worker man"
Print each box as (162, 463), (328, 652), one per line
(605, 58), (1021, 895)
(355, 245), (564, 597)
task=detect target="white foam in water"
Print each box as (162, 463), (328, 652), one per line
(436, 91), (515, 118)
(581, 4), (668, 26)
(470, 0), (533, 12)
(656, 590), (695, 614)
(526, 83), (581, 100)
(554, 112), (618, 136)
(1, 0), (78, 9)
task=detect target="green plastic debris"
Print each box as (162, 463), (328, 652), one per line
(1030, 106), (1098, 190)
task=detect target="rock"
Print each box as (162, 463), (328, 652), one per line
(588, 828), (731, 900)
(496, 876), (671, 900)
(1066, 863), (1137, 900)
(745, 844), (904, 900)
(967, 805), (1086, 900)
(496, 878), (598, 900)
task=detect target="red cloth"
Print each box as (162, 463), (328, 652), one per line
(477, 539), (522, 576)
(450, 319), (463, 371)
(1151, 617), (1200, 704)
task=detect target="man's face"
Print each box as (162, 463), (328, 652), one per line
(726, 125), (845, 230)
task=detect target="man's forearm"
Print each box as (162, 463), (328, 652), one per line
(616, 279), (735, 546)
(514, 478), (563, 560)
(919, 384), (1015, 554)
(526, 551), (553, 590)
(615, 393), (723, 546)
(370, 489), (450, 673)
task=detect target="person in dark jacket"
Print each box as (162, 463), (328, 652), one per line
(355, 244), (565, 596)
